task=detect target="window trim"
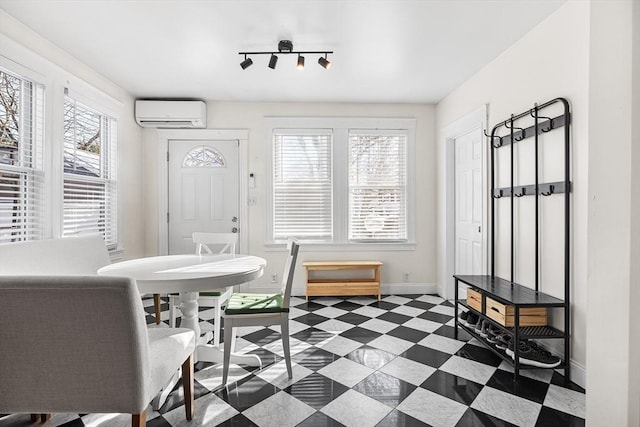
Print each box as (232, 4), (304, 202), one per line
(266, 117), (416, 249)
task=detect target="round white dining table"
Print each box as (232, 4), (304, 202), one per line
(98, 253), (266, 367)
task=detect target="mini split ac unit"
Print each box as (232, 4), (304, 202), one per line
(134, 100), (206, 128)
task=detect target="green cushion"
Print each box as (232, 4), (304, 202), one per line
(225, 293), (285, 315)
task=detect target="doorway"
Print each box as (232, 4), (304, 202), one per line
(168, 140), (239, 255)
(442, 106), (488, 299)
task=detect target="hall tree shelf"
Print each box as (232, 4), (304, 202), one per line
(454, 97), (571, 382)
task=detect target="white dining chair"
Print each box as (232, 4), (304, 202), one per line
(0, 275), (196, 426)
(222, 239), (299, 384)
(168, 232), (238, 346)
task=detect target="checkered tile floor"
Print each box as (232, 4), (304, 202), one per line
(0, 294), (585, 426)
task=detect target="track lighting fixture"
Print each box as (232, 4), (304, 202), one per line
(239, 40), (333, 70)
(240, 55), (253, 70)
(268, 54), (278, 69)
(318, 55), (331, 69)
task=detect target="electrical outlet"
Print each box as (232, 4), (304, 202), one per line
(248, 195), (257, 206)
(403, 272), (410, 282)
(271, 273), (278, 283)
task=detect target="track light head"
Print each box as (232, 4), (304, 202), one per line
(297, 55), (305, 70)
(240, 56), (253, 70)
(318, 55), (331, 69)
(268, 54), (278, 69)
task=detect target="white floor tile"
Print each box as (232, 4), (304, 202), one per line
(321, 389), (392, 427)
(439, 355), (497, 385)
(315, 334), (363, 356)
(403, 317), (442, 333)
(317, 357), (375, 387)
(243, 391), (315, 427)
(543, 384), (586, 418)
(471, 386), (542, 427)
(367, 334), (414, 355)
(419, 333), (466, 354)
(359, 317), (399, 334)
(396, 388), (467, 427)
(379, 356), (437, 386)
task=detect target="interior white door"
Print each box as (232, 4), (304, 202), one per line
(168, 140), (239, 255)
(454, 129), (483, 275)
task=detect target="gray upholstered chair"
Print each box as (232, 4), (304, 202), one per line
(222, 239), (299, 384)
(0, 275), (196, 426)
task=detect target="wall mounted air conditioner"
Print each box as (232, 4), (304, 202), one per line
(135, 100), (207, 128)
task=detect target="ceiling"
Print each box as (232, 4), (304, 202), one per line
(0, 0), (566, 103)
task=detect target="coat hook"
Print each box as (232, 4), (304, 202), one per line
(514, 187), (526, 197)
(484, 129), (502, 148)
(541, 184), (554, 196)
(505, 118), (525, 141)
(493, 189), (503, 199)
(530, 105), (553, 132)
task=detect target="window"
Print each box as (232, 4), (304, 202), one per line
(272, 129), (333, 242)
(349, 131), (407, 241)
(63, 96), (117, 247)
(0, 68), (45, 244)
(268, 118), (414, 246)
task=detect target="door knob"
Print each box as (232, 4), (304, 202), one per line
(232, 216), (238, 222)
(232, 227), (238, 233)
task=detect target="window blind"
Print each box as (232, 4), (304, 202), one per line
(63, 97), (117, 247)
(348, 131), (407, 241)
(272, 129), (332, 242)
(0, 69), (45, 244)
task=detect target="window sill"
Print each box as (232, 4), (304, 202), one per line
(263, 242), (416, 252)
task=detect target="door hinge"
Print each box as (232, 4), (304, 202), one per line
(166, 212), (170, 223)
(166, 151), (170, 162)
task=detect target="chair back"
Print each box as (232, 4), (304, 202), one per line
(280, 239), (300, 309)
(0, 275), (150, 415)
(0, 233), (110, 274)
(192, 232), (238, 255)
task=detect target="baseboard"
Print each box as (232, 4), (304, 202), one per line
(245, 282), (439, 297)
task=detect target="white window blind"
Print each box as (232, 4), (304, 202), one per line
(63, 96), (117, 248)
(0, 69), (45, 244)
(348, 130), (407, 241)
(272, 129), (333, 242)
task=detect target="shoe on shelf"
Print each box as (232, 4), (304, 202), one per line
(474, 318), (484, 334)
(506, 339), (562, 368)
(465, 312), (479, 328)
(459, 310), (469, 324)
(486, 326), (502, 344)
(495, 333), (512, 350)
(479, 320), (490, 338)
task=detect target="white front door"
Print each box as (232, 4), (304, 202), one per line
(454, 129), (484, 275)
(168, 140), (239, 255)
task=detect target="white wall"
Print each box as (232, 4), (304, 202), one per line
(435, 0), (590, 386)
(142, 102), (436, 296)
(586, 0), (639, 424)
(0, 11), (145, 260)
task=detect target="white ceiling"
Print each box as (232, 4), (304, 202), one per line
(0, 0), (566, 103)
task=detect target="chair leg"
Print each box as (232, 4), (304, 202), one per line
(222, 318), (233, 385)
(40, 414), (51, 422)
(132, 412), (146, 427)
(281, 316), (293, 379)
(153, 294), (162, 325)
(169, 295), (176, 328)
(182, 354), (194, 421)
(213, 300), (221, 347)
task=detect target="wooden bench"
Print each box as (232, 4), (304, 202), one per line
(302, 261), (383, 300)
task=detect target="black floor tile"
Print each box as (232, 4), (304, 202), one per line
(293, 347), (341, 371)
(295, 312), (332, 326)
(339, 326), (382, 344)
(292, 327), (335, 344)
(284, 372), (349, 409)
(146, 416), (173, 427)
(367, 300), (400, 311)
(217, 413), (259, 426)
(405, 300), (436, 311)
(56, 418), (85, 427)
(418, 311), (453, 323)
(400, 344), (452, 368)
(456, 408), (517, 427)
(456, 343), (503, 367)
(486, 369), (549, 404)
(377, 409), (431, 426)
(296, 301), (330, 311)
(215, 375), (279, 411)
(353, 371), (416, 407)
(334, 312), (370, 325)
(535, 406), (585, 427)
(387, 325), (430, 342)
(420, 369), (483, 406)
(241, 328), (281, 346)
(244, 347), (284, 367)
(345, 345), (396, 369)
(332, 300), (364, 311)
(378, 311), (413, 325)
(297, 411), (346, 427)
(551, 371), (585, 393)
(432, 324), (471, 341)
